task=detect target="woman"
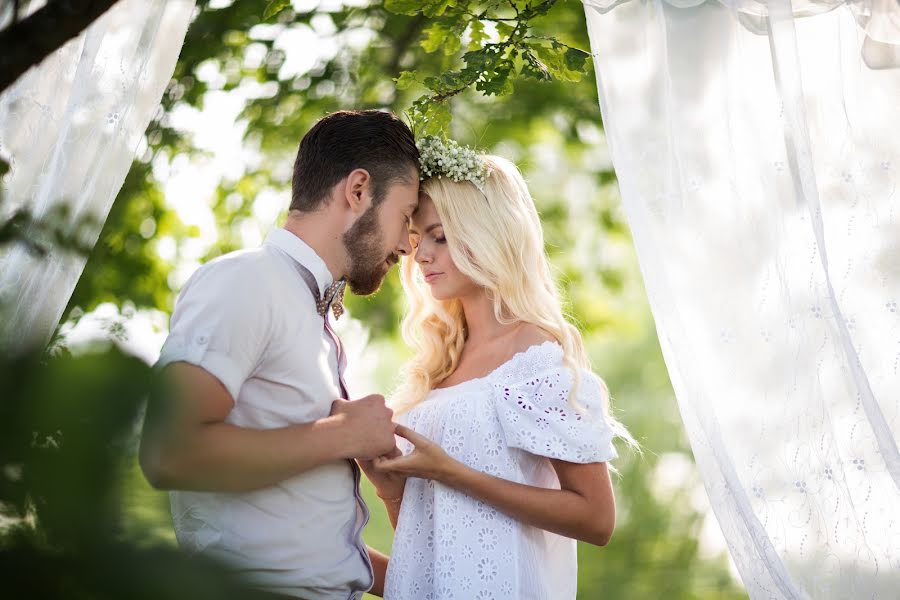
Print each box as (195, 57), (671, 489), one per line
(361, 139), (634, 599)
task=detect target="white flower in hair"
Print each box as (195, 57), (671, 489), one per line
(416, 136), (491, 189)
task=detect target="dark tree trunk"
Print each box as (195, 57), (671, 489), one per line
(0, 0), (123, 95)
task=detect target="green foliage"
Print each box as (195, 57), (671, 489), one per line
(0, 201), (99, 259)
(1, 348), (151, 546)
(386, 0), (457, 17)
(408, 96), (453, 136)
(393, 70), (419, 90)
(262, 0), (291, 20)
(378, 0), (594, 134)
(0, 344), (282, 599)
(68, 162), (184, 314)
(420, 20), (464, 55)
(525, 39), (590, 82)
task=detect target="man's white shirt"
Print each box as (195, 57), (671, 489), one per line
(157, 228), (372, 600)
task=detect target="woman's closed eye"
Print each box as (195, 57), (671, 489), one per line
(428, 226), (446, 244)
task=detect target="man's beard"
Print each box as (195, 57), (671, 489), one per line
(342, 205), (397, 296)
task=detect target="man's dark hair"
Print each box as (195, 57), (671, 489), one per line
(290, 110), (419, 212)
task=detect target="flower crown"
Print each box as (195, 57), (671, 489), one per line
(416, 136), (491, 189)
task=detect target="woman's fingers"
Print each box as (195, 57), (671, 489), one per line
(374, 451), (417, 472)
(369, 444), (404, 470)
(384, 445), (403, 459)
(375, 450), (420, 473)
(374, 426), (446, 478)
(393, 424), (431, 447)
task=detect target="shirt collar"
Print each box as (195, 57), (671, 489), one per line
(265, 228), (334, 297)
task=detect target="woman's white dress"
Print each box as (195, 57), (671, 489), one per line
(384, 341), (619, 600)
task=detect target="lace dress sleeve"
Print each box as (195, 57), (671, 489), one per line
(491, 366), (619, 463)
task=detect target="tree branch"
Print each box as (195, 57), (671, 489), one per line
(0, 0), (122, 95)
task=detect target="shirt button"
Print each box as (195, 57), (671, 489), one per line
(197, 335), (208, 344)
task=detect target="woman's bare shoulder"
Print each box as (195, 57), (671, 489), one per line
(510, 323), (557, 351)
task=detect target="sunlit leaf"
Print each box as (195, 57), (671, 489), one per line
(262, 0), (290, 21)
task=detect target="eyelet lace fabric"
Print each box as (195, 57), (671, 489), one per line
(582, 0), (900, 597)
(384, 342), (618, 600)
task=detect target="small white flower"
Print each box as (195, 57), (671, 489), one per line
(416, 136), (490, 189)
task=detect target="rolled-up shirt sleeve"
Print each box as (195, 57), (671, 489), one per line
(156, 259), (273, 402)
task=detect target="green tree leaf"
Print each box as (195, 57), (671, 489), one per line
(421, 20), (463, 56)
(421, 101), (452, 135)
(476, 58), (515, 96)
(422, 0), (457, 18)
(386, 0), (457, 17)
(467, 19), (488, 51)
(496, 22), (516, 39)
(262, 0), (291, 21)
(564, 46), (590, 76)
(384, 0), (423, 15)
(520, 48), (552, 81)
(529, 40), (590, 83)
(394, 71), (420, 91)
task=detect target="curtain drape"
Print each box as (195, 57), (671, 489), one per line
(582, 0), (900, 597)
(0, 0), (196, 355)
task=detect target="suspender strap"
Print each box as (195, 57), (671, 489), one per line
(289, 259), (374, 592)
(292, 261), (349, 399)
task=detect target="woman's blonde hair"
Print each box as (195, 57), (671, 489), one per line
(392, 155), (631, 447)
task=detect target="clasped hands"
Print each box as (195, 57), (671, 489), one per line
(330, 395), (458, 502)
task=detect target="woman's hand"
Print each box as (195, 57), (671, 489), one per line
(373, 425), (460, 483)
(358, 445), (407, 501)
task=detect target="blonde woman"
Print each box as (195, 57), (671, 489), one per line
(361, 139), (633, 599)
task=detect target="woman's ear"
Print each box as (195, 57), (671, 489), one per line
(342, 168), (372, 215)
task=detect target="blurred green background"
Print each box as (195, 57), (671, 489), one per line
(2, 1), (747, 598)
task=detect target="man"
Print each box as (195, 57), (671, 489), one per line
(139, 110), (420, 599)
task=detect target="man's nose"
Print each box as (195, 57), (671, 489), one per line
(397, 234), (412, 256)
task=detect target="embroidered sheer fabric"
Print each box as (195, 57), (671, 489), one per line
(384, 342), (619, 600)
(581, 0), (900, 597)
(0, 0), (195, 354)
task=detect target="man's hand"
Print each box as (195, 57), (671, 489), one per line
(329, 395), (396, 460)
(140, 362), (365, 492)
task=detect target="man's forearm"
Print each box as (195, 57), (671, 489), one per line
(140, 416), (348, 492)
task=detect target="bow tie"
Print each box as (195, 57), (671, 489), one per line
(317, 279), (346, 320)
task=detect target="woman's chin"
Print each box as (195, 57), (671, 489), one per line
(428, 286), (455, 302)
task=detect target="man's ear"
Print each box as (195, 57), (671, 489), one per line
(342, 168), (372, 215)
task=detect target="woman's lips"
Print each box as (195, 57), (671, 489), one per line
(424, 272), (442, 283)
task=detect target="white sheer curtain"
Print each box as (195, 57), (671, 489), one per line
(582, 0), (900, 597)
(0, 0), (195, 355)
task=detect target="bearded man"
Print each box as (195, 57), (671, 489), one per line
(139, 110), (420, 600)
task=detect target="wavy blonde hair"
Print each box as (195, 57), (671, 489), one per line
(392, 155), (631, 446)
